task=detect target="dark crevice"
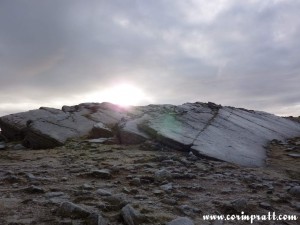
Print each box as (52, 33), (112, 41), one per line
(191, 108), (220, 145)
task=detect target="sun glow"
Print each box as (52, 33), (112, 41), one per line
(85, 84), (152, 107)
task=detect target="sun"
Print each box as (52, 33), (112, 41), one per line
(85, 83), (151, 107)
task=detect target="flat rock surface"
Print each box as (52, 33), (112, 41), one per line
(0, 137), (299, 225)
(123, 103), (300, 166)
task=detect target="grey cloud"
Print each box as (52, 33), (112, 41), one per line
(0, 0), (300, 116)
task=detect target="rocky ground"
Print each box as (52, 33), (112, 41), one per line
(0, 138), (299, 225)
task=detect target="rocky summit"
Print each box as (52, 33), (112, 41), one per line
(1, 102), (300, 167)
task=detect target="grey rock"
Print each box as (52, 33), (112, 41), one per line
(103, 194), (128, 210)
(24, 185), (45, 194)
(287, 153), (300, 158)
(172, 172), (196, 180)
(1, 174), (20, 183)
(89, 122), (114, 138)
(0, 107), (92, 148)
(231, 198), (249, 212)
(293, 202), (300, 211)
(13, 143), (26, 150)
(45, 192), (66, 198)
(1, 102), (300, 167)
(96, 189), (112, 196)
(177, 205), (199, 216)
(161, 198), (177, 205)
(160, 183), (173, 191)
(46, 192), (70, 204)
(0, 103), (125, 149)
(117, 115), (150, 145)
(122, 187), (131, 194)
(166, 217), (194, 225)
(0, 133), (7, 141)
(133, 195), (148, 200)
(259, 202), (272, 210)
(187, 151), (198, 161)
(86, 138), (111, 144)
(289, 186), (300, 197)
(51, 197), (71, 205)
(153, 190), (164, 195)
(90, 169), (112, 179)
(25, 173), (56, 182)
(26, 173), (38, 181)
(121, 204), (146, 225)
(0, 142), (6, 150)
(130, 177), (141, 186)
(82, 184), (94, 190)
(57, 201), (90, 219)
(154, 169), (172, 182)
(121, 103), (300, 167)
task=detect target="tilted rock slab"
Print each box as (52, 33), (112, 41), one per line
(1, 102), (300, 167)
(119, 102), (300, 167)
(0, 103), (127, 149)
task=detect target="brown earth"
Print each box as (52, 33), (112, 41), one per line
(0, 138), (299, 225)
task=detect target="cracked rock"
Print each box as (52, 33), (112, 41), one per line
(1, 102), (300, 166)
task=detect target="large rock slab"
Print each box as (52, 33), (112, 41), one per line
(0, 103), (128, 149)
(0, 107), (63, 141)
(1, 101), (300, 166)
(190, 107), (300, 166)
(119, 102), (300, 167)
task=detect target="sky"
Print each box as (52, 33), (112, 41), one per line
(0, 0), (300, 116)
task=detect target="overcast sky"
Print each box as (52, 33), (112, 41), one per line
(1, 0), (300, 116)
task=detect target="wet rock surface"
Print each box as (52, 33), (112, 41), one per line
(0, 137), (299, 225)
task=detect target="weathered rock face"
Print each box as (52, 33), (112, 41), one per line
(0, 103), (127, 149)
(1, 102), (300, 167)
(120, 102), (300, 167)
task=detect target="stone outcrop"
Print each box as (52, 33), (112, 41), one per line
(1, 102), (300, 167)
(0, 103), (126, 149)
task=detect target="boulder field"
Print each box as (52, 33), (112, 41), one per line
(0, 102), (300, 167)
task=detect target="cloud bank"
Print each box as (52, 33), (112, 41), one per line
(1, 0), (300, 116)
